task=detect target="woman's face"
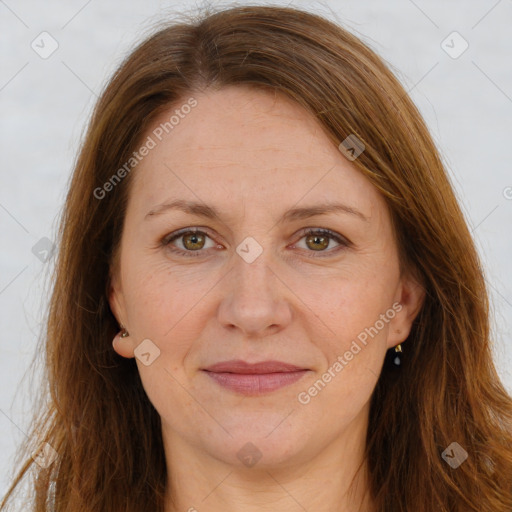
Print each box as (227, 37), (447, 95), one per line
(109, 86), (423, 470)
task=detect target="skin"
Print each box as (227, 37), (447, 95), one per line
(109, 86), (425, 512)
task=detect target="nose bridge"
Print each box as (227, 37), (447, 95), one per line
(217, 236), (291, 336)
(232, 237), (278, 304)
(236, 243), (272, 290)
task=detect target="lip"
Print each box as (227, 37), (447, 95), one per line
(203, 359), (306, 374)
(202, 359), (309, 395)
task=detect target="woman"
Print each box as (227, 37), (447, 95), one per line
(2, 4), (511, 512)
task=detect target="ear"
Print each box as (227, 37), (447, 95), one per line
(386, 272), (426, 349)
(108, 267), (135, 359)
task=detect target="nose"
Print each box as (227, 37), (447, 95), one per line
(216, 248), (293, 338)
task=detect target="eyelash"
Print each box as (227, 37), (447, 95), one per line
(160, 227), (351, 258)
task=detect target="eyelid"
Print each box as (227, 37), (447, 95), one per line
(160, 227), (219, 255)
(291, 227), (352, 255)
(161, 226), (212, 245)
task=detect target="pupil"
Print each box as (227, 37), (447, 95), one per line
(186, 233), (203, 249)
(309, 234), (327, 251)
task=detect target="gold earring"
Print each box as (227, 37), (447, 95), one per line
(119, 326), (129, 338)
(393, 343), (402, 366)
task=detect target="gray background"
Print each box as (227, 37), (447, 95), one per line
(1, 0), (511, 496)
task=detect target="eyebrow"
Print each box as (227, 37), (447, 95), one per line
(145, 199), (369, 223)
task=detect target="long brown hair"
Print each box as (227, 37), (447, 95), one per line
(2, 4), (511, 511)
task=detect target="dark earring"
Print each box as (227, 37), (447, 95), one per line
(393, 343), (402, 366)
(119, 325), (129, 338)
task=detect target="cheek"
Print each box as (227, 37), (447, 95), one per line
(295, 278), (393, 422)
(300, 260), (397, 337)
(119, 261), (211, 420)
(121, 253), (216, 338)
(296, 261), (397, 387)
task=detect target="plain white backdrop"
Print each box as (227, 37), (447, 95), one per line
(1, 0), (511, 496)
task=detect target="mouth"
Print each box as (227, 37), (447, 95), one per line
(201, 359), (310, 396)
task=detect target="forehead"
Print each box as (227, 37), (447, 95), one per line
(128, 86), (382, 218)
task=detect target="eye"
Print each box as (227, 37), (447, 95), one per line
(161, 228), (217, 257)
(160, 227), (351, 258)
(293, 228), (350, 257)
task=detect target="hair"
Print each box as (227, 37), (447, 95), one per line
(2, 3), (511, 511)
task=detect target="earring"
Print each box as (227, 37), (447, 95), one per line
(119, 325), (130, 338)
(393, 343), (402, 366)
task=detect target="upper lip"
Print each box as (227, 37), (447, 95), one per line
(203, 359), (307, 374)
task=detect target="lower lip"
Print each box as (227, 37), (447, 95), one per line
(203, 370), (309, 395)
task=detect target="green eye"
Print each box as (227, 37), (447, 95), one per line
(161, 227), (350, 258)
(294, 228), (350, 257)
(161, 228), (216, 257)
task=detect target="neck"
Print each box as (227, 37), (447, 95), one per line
(162, 417), (375, 512)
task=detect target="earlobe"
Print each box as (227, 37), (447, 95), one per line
(112, 328), (135, 359)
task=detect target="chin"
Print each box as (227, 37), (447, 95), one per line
(196, 418), (310, 469)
